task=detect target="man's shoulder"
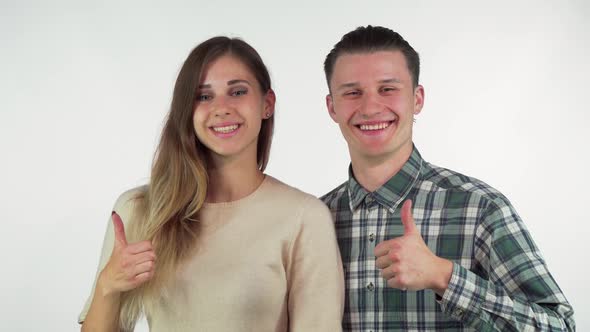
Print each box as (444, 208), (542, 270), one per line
(320, 181), (349, 208)
(421, 162), (510, 206)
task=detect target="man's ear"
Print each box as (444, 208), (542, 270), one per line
(413, 85), (424, 115)
(326, 94), (338, 123)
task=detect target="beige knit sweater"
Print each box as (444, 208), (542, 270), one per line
(79, 176), (344, 331)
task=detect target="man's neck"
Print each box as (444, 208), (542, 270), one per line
(350, 144), (413, 192)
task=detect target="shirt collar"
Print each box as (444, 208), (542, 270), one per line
(347, 145), (423, 213)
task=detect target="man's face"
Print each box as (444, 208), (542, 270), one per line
(327, 51), (424, 163)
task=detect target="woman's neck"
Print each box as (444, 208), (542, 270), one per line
(205, 153), (264, 203)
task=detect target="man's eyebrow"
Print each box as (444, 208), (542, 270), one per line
(335, 78), (402, 91)
(379, 78), (401, 84)
(336, 82), (359, 91)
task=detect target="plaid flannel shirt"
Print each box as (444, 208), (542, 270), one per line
(321, 146), (574, 331)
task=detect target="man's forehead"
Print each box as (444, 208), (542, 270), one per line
(331, 51), (409, 83)
(334, 50), (406, 65)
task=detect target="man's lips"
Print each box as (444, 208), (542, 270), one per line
(355, 120), (395, 131)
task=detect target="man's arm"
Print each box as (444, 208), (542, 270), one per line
(375, 199), (575, 331)
(437, 199), (575, 331)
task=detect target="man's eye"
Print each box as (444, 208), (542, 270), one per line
(345, 90), (361, 96)
(381, 87), (397, 92)
(197, 94), (212, 101)
(232, 89), (248, 97)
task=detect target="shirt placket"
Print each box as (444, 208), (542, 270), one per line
(363, 193), (380, 331)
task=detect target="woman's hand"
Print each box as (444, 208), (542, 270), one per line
(97, 212), (156, 296)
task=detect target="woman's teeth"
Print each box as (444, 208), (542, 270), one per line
(213, 124), (239, 133)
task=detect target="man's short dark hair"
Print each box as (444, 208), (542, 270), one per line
(324, 25), (420, 90)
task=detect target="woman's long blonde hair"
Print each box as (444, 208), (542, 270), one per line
(118, 36), (274, 331)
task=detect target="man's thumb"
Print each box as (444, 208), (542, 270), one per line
(112, 212), (128, 248)
(401, 199), (417, 235)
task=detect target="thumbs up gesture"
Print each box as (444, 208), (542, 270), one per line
(374, 200), (452, 295)
(97, 212), (156, 296)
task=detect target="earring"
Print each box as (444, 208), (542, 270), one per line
(265, 112), (271, 118)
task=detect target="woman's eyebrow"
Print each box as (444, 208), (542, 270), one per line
(228, 79), (251, 86)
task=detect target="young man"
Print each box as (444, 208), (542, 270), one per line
(321, 25), (575, 331)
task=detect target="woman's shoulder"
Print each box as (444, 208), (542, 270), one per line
(262, 175), (329, 214)
(263, 177), (336, 243)
(264, 175), (313, 200)
(113, 185), (147, 208)
(112, 185), (148, 224)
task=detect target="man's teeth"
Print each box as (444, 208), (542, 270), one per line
(359, 122), (390, 131)
(213, 124), (239, 133)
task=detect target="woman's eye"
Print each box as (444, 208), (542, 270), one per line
(232, 89), (248, 97)
(197, 94), (212, 101)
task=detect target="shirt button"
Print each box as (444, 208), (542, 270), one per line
(369, 233), (375, 242)
(366, 282), (374, 291)
(454, 308), (464, 317)
(365, 195), (377, 209)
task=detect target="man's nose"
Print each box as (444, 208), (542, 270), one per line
(359, 93), (384, 118)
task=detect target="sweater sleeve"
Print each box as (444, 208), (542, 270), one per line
(287, 196), (345, 332)
(77, 189), (140, 324)
(438, 199), (575, 331)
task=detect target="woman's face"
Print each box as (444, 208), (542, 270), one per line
(193, 55), (274, 163)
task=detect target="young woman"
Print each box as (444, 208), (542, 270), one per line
(79, 37), (344, 331)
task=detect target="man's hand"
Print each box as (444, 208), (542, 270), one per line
(374, 200), (453, 295)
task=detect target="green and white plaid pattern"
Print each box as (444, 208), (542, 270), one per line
(322, 147), (575, 331)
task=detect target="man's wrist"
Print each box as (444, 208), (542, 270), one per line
(431, 257), (453, 296)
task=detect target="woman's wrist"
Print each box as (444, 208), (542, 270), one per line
(97, 271), (120, 299)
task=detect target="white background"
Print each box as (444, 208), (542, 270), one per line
(1, 0), (588, 331)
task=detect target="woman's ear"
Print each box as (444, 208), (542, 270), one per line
(264, 89), (276, 118)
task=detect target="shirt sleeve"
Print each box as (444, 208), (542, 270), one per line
(438, 199), (575, 331)
(287, 196), (345, 332)
(78, 189), (140, 324)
